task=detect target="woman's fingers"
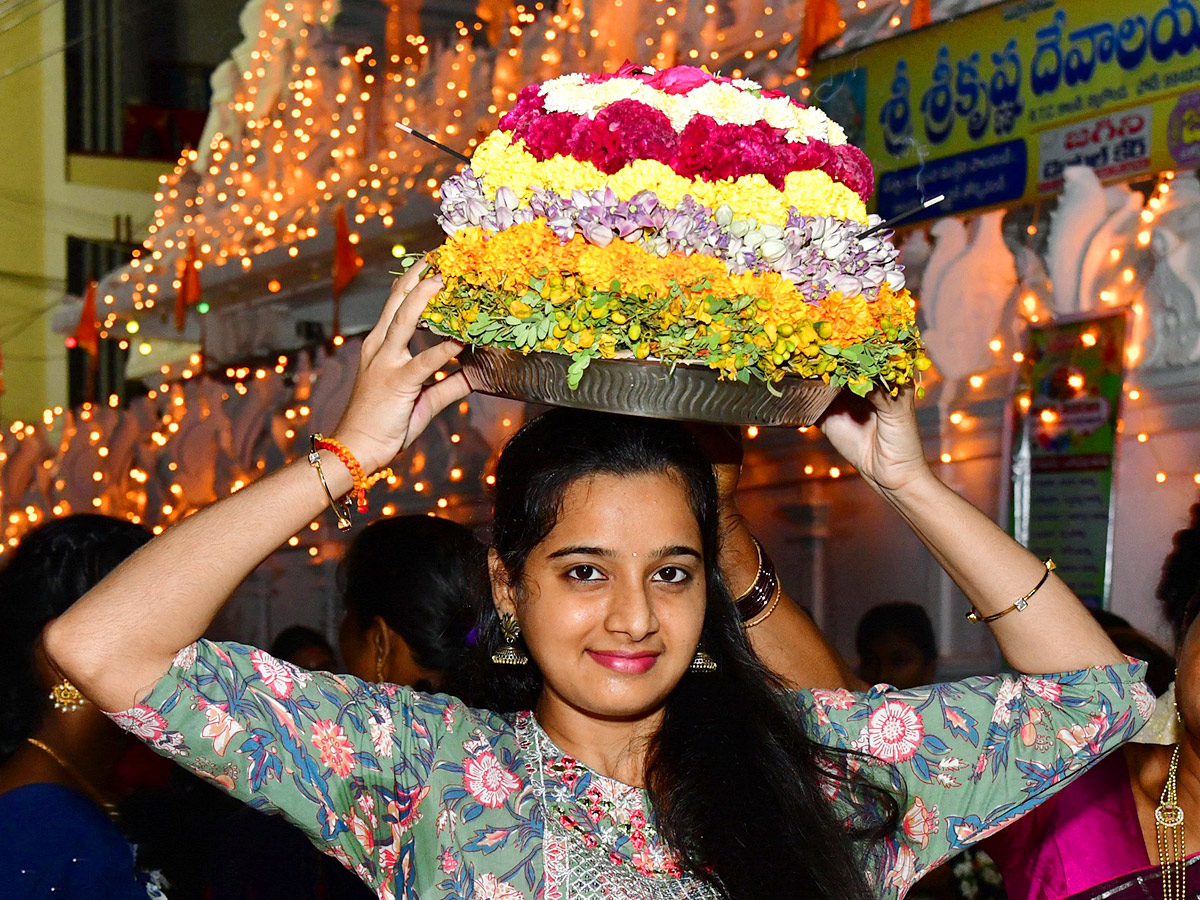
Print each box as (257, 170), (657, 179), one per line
(407, 371), (471, 446)
(362, 261), (430, 360)
(402, 339), (464, 389)
(379, 275), (443, 359)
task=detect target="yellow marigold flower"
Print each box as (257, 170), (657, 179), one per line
(471, 133), (866, 225)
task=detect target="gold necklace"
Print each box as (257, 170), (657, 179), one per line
(1156, 743), (1187, 900)
(24, 737), (118, 818)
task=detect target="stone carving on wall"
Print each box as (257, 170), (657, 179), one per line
(1142, 172), (1200, 369)
(917, 210), (1016, 394)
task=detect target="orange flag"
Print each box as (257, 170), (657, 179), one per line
(176, 236), (202, 332)
(799, 0), (845, 65)
(75, 280), (100, 363)
(333, 205), (363, 298)
(332, 204), (364, 337)
(911, 0), (932, 28)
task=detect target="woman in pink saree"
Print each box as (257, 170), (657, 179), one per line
(985, 501), (1200, 900)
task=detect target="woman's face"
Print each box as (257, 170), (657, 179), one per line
(495, 471), (708, 722)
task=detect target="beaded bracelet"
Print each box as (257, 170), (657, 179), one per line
(309, 433), (394, 520)
(736, 536), (779, 623)
(966, 558), (1056, 624)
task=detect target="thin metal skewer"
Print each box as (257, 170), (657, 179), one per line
(857, 194), (946, 239)
(396, 123), (471, 163)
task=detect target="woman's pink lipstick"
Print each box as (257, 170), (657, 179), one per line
(587, 650), (660, 674)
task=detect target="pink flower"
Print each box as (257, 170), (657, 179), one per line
(497, 84), (547, 131)
(439, 848), (458, 875)
(514, 110), (579, 161)
(1024, 677), (1063, 703)
(311, 719), (356, 777)
(568, 115), (632, 174)
(902, 797), (940, 848)
(811, 688), (857, 710)
(462, 750), (521, 808)
(443, 705), (457, 731)
(592, 100), (677, 162)
(251, 649), (294, 698)
(646, 65), (717, 94)
(865, 700), (925, 763)
(474, 872), (524, 900)
(110, 704), (168, 740)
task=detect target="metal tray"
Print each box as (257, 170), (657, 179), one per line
(458, 345), (842, 426)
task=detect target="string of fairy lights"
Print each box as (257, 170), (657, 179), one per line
(3, 1), (1194, 559)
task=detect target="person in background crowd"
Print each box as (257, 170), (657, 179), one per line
(986, 498), (1200, 899)
(855, 601), (938, 689)
(0, 515), (158, 899)
(336, 515), (486, 692)
(269, 624), (338, 672)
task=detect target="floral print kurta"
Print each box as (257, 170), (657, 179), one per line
(111, 640), (1152, 900)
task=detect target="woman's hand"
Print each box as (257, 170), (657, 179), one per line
(333, 263), (470, 473)
(818, 386), (932, 496)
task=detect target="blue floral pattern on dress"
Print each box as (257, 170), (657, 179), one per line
(109, 640), (1152, 900)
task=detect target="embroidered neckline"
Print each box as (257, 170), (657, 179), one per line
(517, 711), (687, 880)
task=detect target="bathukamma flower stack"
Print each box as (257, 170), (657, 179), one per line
(424, 63), (926, 395)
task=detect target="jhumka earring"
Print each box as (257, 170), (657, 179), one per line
(689, 647), (717, 673)
(49, 679), (87, 712)
(491, 614), (529, 666)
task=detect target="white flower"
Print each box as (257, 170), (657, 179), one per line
(474, 872), (524, 900)
(992, 680), (1023, 726)
(250, 649), (294, 698)
(172, 643), (198, 670)
(369, 709), (396, 759)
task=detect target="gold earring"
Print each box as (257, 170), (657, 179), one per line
(376, 653), (386, 683)
(689, 647), (717, 673)
(491, 614), (529, 666)
(49, 679), (87, 712)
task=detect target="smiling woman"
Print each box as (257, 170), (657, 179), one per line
(42, 270), (1153, 900)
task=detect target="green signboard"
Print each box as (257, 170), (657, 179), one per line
(1010, 310), (1128, 608)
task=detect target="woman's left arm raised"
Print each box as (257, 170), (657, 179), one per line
(820, 388), (1126, 673)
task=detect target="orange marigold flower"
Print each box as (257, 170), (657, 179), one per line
(819, 291), (878, 345)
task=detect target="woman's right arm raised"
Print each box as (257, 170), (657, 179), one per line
(43, 265), (468, 712)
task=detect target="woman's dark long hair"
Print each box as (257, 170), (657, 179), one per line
(460, 409), (898, 900)
(339, 515), (486, 679)
(1159, 498), (1200, 646)
(0, 514), (151, 761)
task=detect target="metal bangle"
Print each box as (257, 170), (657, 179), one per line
(307, 444), (353, 532)
(736, 536), (779, 623)
(966, 558), (1056, 624)
(744, 582), (783, 628)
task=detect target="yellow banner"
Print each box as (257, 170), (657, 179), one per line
(810, 0), (1200, 220)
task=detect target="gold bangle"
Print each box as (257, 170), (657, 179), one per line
(966, 558), (1056, 624)
(744, 582), (782, 628)
(307, 446), (353, 531)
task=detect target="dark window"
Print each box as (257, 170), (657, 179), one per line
(65, 235), (135, 407)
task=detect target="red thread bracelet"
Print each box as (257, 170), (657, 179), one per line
(311, 434), (393, 513)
